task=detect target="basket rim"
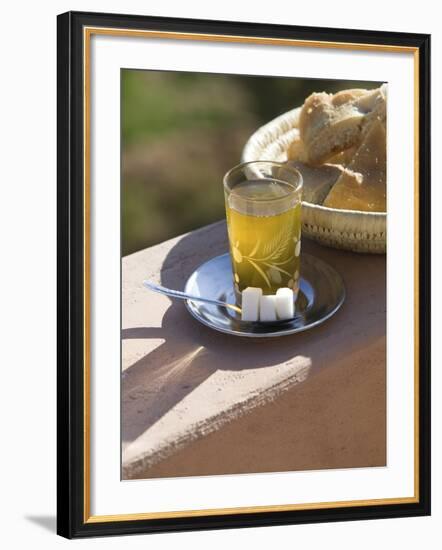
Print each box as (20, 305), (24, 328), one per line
(302, 200), (387, 218)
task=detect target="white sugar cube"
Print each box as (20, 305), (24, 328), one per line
(259, 295), (277, 322)
(241, 287), (262, 322)
(275, 287), (295, 320)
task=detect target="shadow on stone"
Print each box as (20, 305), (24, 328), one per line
(122, 224), (313, 446)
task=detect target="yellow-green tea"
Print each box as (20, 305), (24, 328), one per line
(225, 179), (301, 295)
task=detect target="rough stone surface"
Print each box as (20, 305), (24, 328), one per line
(122, 221), (386, 479)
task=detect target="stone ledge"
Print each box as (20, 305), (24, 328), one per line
(122, 221), (386, 479)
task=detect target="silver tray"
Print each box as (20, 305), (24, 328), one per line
(184, 253), (345, 338)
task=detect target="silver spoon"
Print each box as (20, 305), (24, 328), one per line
(143, 280), (242, 314)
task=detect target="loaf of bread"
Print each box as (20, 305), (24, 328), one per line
(299, 85), (386, 165)
(286, 84), (387, 213)
(322, 119), (386, 212)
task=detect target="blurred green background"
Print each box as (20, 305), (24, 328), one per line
(122, 70), (381, 256)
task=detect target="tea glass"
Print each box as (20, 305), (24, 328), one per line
(223, 161), (303, 303)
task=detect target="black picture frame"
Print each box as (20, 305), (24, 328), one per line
(57, 10), (431, 539)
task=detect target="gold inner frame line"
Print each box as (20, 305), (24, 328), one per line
(82, 26), (420, 524)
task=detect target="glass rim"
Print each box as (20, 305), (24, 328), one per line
(223, 160), (303, 203)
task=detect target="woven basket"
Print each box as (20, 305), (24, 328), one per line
(241, 107), (386, 254)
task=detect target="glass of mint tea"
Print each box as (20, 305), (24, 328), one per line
(223, 161), (303, 302)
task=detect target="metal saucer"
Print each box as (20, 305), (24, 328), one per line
(184, 253), (345, 338)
